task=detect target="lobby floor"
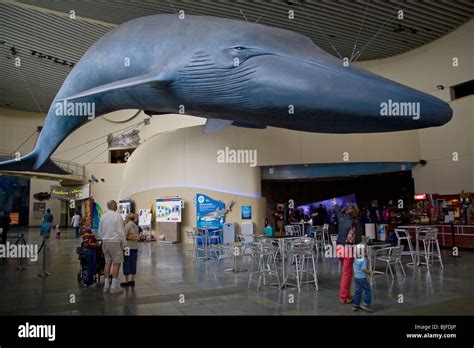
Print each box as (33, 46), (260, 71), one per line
(0, 228), (473, 316)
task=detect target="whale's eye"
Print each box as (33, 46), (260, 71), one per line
(234, 46), (246, 51)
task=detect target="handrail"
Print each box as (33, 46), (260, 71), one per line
(0, 150), (84, 177)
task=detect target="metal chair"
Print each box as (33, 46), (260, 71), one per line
(322, 223), (330, 246)
(374, 245), (406, 278)
(330, 235), (338, 250)
(287, 237), (318, 292)
(186, 228), (206, 260)
(419, 228), (443, 269)
(247, 241), (280, 291)
(212, 243), (235, 273)
(394, 228), (416, 265)
(284, 225), (301, 237)
(207, 228), (222, 246)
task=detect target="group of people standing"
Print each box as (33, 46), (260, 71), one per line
(98, 200), (140, 294)
(36, 200), (140, 294)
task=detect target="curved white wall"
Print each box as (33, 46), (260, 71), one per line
(119, 126), (262, 199)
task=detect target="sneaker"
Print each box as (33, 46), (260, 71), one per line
(360, 304), (374, 312)
(109, 287), (124, 295)
(352, 305), (361, 311)
(128, 281), (135, 287)
(120, 282), (130, 287)
(103, 287), (110, 294)
(340, 299), (352, 304)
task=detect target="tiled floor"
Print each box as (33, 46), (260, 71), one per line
(1, 228), (473, 316)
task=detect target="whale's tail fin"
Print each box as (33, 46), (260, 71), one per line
(0, 152), (68, 175)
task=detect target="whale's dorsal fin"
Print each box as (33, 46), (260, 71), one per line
(58, 73), (168, 102)
(203, 119), (233, 134)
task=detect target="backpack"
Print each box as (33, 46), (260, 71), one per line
(345, 223), (356, 245)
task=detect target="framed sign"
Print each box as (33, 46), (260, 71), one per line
(138, 209), (152, 227)
(156, 197), (182, 222)
(241, 206), (252, 220)
(118, 200), (132, 220)
(10, 212), (19, 225)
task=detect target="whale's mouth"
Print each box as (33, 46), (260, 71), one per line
(171, 51), (258, 111)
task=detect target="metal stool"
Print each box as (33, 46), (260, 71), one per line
(287, 238), (318, 292)
(419, 229), (444, 269)
(394, 228), (416, 265)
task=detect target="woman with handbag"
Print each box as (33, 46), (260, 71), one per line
(336, 205), (362, 304)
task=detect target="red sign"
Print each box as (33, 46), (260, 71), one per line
(414, 194), (427, 201)
(10, 212), (19, 225)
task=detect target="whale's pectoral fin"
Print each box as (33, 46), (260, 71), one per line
(231, 121), (267, 130)
(202, 119), (233, 134)
(58, 73), (170, 102)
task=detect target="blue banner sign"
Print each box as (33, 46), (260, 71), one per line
(194, 194), (226, 229)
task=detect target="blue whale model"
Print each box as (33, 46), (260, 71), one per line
(0, 14), (452, 174)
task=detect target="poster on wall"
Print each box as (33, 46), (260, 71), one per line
(241, 206), (252, 220)
(194, 194), (233, 229)
(138, 209), (152, 227)
(118, 200), (131, 220)
(155, 197), (182, 222)
(93, 202), (103, 232)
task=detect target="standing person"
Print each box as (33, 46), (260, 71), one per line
(41, 209), (54, 237)
(352, 244), (375, 312)
(274, 206), (284, 234)
(98, 200), (125, 295)
(121, 213), (140, 287)
(368, 200), (380, 223)
(0, 211), (11, 245)
(336, 205), (362, 304)
(71, 211), (82, 238)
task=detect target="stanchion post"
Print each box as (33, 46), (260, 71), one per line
(38, 235), (51, 277)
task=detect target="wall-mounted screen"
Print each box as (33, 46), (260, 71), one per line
(156, 197), (182, 222)
(241, 206), (252, 220)
(118, 199), (131, 220)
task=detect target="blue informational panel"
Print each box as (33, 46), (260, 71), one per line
(194, 194), (225, 229)
(241, 206), (252, 220)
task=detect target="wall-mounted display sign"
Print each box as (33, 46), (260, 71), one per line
(9, 212), (19, 225)
(50, 184), (90, 201)
(138, 209), (152, 227)
(241, 206), (252, 220)
(156, 197), (182, 222)
(118, 200), (132, 220)
(194, 194), (233, 229)
(414, 194), (427, 201)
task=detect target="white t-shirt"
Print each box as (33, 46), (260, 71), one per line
(71, 214), (81, 227)
(98, 210), (125, 243)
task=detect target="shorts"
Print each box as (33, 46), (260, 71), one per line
(102, 241), (124, 264)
